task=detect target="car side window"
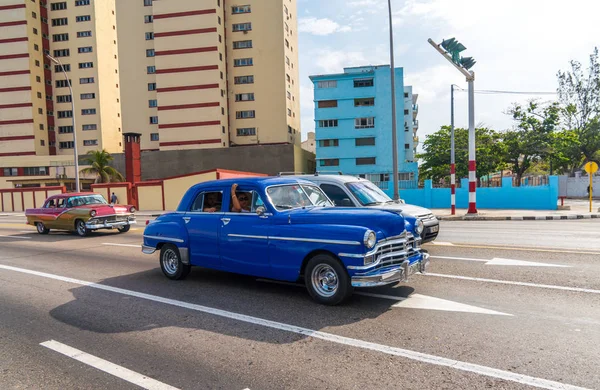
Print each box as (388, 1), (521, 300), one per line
(56, 198), (66, 208)
(320, 184), (352, 207)
(44, 199), (56, 208)
(190, 191), (223, 213)
(230, 189), (263, 213)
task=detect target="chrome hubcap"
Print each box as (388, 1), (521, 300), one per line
(311, 264), (339, 297)
(37, 223), (44, 233)
(162, 249), (179, 275)
(77, 222), (85, 235)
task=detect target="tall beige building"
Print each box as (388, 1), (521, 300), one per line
(117, 0), (301, 152)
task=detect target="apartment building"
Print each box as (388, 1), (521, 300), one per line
(309, 65), (419, 195)
(117, 0), (300, 151)
(403, 86), (419, 162)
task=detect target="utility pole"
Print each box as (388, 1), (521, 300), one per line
(450, 84), (456, 215)
(428, 38), (477, 214)
(388, 0), (399, 200)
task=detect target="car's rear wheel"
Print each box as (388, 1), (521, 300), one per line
(117, 225), (130, 233)
(75, 219), (89, 237)
(36, 222), (49, 234)
(160, 244), (191, 280)
(305, 254), (352, 305)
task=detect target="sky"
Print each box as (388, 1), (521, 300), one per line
(296, 0), (600, 151)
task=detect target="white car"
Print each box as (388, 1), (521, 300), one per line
(282, 173), (439, 243)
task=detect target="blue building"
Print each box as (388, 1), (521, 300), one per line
(309, 65), (418, 195)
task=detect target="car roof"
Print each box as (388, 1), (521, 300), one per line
(49, 192), (97, 199)
(187, 176), (317, 192)
(280, 174), (364, 184)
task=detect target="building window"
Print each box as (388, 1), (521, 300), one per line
(36, 76), (41, 82)
(75, 0), (90, 5)
(79, 62), (93, 68)
(236, 110), (255, 119)
(318, 100), (337, 108)
(355, 137), (375, 146)
(77, 31), (92, 38)
(235, 93), (254, 101)
(355, 117), (375, 129)
(56, 95), (72, 103)
(3, 168), (18, 176)
(356, 157), (376, 165)
(147, 66), (156, 74)
(149, 99), (158, 108)
(33, 28), (38, 35)
(34, 43), (39, 51)
(60, 141), (74, 149)
(145, 32), (154, 40)
(287, 108), (292, 116)
(52, 33), (69, 42)
(405, 143), (410, 149)
(82, 124), (97, 130)
(317, 80), (337, 88)
(52, 17), (68, 26)
(144, 0), (152, 5)
(83, 139), (98, 146)
(319, 159), (339, 167)
(58, 110), (73, 118)
(37, 92), (42, 99)
(234, 58), (253, 67)
(404, 92), (409, 98)
(286, 56), (290, 65)
(81, 108), (96, 115)
(354, 78), (374, 88)
(79, 77), (94, 84)
(232, 40), (252, 49)
(53, 49), (70, 57)
(318, 139), (339, 147)
(150, 116), (158, 124)
(287, 91), (291, 100)
(55, 79), (71, 88)
(355, 98), (375, 107)
(232, 22), (252, 32)
(144, 15), (153, 23)
(318, 119), (338, 128)
(146, 49), (155, 57)
(41, 140), (45, 146)
(58, 126), (74, 133)
(23, 167), (48, 176)
(54, 64), (70, 72)
(150, 133), (159, 141)
(38, 108), (44, 114)
(232, 5), (251, 13)
(148, 83), (157, 91)
(80, 93), (95, 99)
(76, 15), (91, 22)
(237, 127), (256, 136)
(50, 2), (67, 10)
(234, 75), (254, 84)
(285, 39), (289, 48)
(78, 46), (93, 53)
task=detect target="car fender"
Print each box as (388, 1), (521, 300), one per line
(142, 215), (190, 262)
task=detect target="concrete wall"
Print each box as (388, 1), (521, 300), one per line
(400, 177), (559, 210)
(563, 176), (600, 197)
(0, 186), (65, 212)
(139, 144), (296, 180)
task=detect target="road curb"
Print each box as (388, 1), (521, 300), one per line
(437, 214), (600, 221)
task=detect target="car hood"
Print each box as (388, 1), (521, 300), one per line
(281, 207), (406, 239)
(75, 204), (131, 216)
(367, 202), (433, 218)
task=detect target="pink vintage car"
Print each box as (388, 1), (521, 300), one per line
(25, 192), (136, 236)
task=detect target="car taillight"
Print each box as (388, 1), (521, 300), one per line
(146, 220), (149, 225)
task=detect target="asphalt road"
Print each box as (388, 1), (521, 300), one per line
(0, 217), (599, 390)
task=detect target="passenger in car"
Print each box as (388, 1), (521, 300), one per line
(203, 192), (222, 212)
(230, 183), (251, 213)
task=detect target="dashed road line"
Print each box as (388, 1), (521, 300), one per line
(426, 242), (600, 255)
(430, 255), (571, 267)
(2, 265), (588, 390)
(0, 234), (31, 240)
(41, 340), (180, 390)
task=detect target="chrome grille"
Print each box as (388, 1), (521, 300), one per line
(373, 233), (420, 269)
(100, 215), (129, 223)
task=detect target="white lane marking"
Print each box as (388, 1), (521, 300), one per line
(357, 292), (512, 316)
(422, 273), (600, 295)
(430, 241), (455, 246)
(431, 255), (570, 268)
(20, 231), (35, 233)
(0, 234), (31, 240)
(40, 340), (179, 390)
(425, 242), (600, 255)
(102, 243), (141, 248)
(1, 266), (587, 390)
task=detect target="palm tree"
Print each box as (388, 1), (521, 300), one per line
(80, 149), (125, 183)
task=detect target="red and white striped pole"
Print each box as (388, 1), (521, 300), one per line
(450, 84), (456, 215)
(467, 76), (477, 214)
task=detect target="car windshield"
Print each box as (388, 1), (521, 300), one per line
(345, 181), (392, 206)
(267, 184), (333, 211)
(67, 194), (108, 207)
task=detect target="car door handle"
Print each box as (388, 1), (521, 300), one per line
(183, 217), (190, 224)
(221, 218), (231, 225)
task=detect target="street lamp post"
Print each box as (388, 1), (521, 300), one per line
(46, 54), (80, 193)
(450, 84), (457, 215)
(387, 0), (399, 200)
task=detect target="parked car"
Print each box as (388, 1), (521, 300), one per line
(280, 174), (439, 243)
(25, 192), (136, 237)
(142, 177), (430, 305)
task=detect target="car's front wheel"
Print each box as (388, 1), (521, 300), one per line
(305, 254), (352, 305)
(75, 220), (89, 237)
(117, 225), (130, 233)
(36, 222), (49, 234)
(160, 244), (191, 280)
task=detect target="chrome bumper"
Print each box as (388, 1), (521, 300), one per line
(86, 220), (136, 229)
(142, 245), (156, 254)
(351, 253), (430, 288)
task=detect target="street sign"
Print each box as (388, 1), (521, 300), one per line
(584, 161), (598, 174)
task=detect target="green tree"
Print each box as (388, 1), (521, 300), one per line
(418, 126), (506, 183)
(80, 149), (125, 183)
(557, 47), (600, 162)
(503, 100), (560, 185)
(549, 129), (582, 174)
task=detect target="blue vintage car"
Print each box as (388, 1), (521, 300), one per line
(142, 177), (430, 305)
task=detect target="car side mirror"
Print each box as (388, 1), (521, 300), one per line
(256, 206), (266, 216)
(339, 198), (353, 207)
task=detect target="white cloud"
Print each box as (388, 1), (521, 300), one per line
(298, 17), (351, 36)
(313, 49), (369, 73)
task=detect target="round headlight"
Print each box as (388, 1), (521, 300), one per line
(90, 210), (96, 217)
(129, 206), (136, 213)
(364, 230), (377, 248)
(415, 219), (424, 236)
